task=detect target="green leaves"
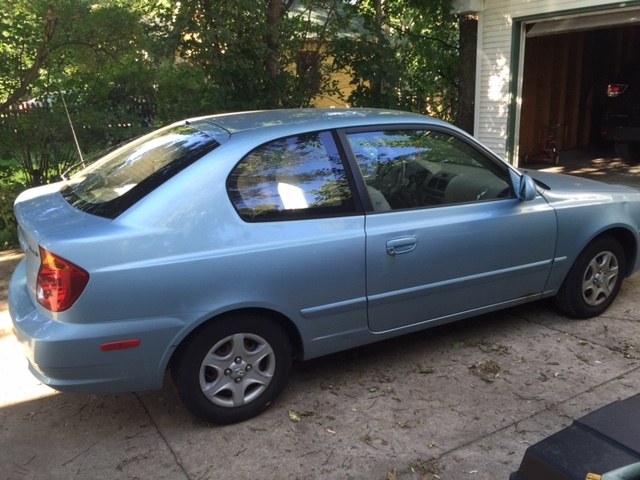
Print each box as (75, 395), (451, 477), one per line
(0, 0), (462, 189)
(328, 0), (459, 119)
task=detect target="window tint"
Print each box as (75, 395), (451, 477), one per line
(62, 121), (224, 218)
(347, 130), (512, 211)
(228, 132), (355, 221)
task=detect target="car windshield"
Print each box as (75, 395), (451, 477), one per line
(62, 121), (225, 218)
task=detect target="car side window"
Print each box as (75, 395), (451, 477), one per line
(346, 129), (513, 211)
(228, 131), (356, 221)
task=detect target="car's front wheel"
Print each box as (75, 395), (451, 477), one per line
(555, 236), (625, 319)
(172, 313), (293, 424)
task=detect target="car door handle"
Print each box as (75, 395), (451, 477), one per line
(386, 237), (417, 256)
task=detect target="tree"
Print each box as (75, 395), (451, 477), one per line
(0, 0), (165, 186)
(0, 0), (151, 114)
(330, 0), (459, 121)
(0, 0), (464, 188)
(163, 0), (291, 114)
(160, 0), (350, 118)
(0, 1), (56, 114)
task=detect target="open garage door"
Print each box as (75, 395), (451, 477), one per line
(518, 9), (640, 165)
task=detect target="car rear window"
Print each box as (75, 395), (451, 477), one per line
(62, 121), (225, 218)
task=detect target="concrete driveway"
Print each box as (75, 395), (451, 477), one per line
(1, 148), (640, 480)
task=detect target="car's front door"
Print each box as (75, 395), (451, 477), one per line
(344, 128), (558, 333)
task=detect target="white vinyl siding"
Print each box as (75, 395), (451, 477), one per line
(476, 0), (635, 160)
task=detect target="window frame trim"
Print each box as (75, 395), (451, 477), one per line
(226, 129), (363, 223)
(337, 123), (516, 213)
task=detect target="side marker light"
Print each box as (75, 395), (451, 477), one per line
(100, 339), (141, 351)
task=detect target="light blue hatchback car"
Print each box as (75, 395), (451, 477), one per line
(9, 108), (640, 424)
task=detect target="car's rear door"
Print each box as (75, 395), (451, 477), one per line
(343, 127), (558, 333)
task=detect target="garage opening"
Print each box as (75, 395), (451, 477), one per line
(518, 9), (640, 168)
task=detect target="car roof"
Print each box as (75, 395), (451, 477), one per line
(187, 108), (447, 136)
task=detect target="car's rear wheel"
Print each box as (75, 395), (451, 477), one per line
(172, 313), (292, 424)
(555, 236), (625, 319)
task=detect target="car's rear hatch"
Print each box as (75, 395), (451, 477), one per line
(15, 183), (112, 296)
(15, 119), (229, 300)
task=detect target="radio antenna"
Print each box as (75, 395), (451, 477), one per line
(59, 89), (84, 167)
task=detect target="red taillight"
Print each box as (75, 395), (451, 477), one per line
(36, 248), (90, 312)
(607, 84), (628, 98)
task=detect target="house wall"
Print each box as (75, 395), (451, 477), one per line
(477, 0), (632, 160)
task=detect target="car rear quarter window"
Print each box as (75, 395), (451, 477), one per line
(227, 131), (356, 221)
(62, 122), (224, 218)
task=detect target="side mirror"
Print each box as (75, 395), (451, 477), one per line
(509, 170), (537, 201)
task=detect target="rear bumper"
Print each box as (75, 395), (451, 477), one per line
(9, 259), (187, 394)
(601, 125), (640, 143)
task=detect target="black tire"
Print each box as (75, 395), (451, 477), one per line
(615, 142), (640, 163)
(172, 313), (292, 424)
(555, 236), (626, 319)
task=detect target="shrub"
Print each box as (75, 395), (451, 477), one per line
(0, 166), (26, 249)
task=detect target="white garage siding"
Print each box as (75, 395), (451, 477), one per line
(476, 0), (633, 161)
